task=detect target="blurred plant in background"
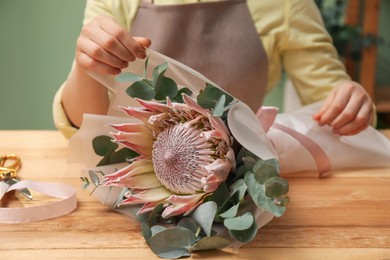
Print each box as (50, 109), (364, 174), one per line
(314, 0), (386, 61)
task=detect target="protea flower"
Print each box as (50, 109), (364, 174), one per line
(103, 95), (235, 218)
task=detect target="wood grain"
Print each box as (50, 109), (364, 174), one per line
(0, 130), (389, 259)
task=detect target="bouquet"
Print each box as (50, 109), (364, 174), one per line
(69, 49), (390, 259)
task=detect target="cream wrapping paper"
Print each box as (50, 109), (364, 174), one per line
(68, 48), (390, 239)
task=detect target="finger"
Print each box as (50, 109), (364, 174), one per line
(78, 37), (128, 70)
(317, 88), (352, 126)
(134, 37), (152, 48)
(85, 23), (136, 62)
(329, 92), (365, 129)
(313, 91), (335, 122)
(99, 17), (147, 59)
(332, 100), (372, 135)
(76, 50), (121, 75)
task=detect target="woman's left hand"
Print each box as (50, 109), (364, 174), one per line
(313, 81), (375, 136)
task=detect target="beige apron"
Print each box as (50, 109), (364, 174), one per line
(131, 0), (268, 112)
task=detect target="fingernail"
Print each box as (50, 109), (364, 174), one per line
(138, 51), (146, 58)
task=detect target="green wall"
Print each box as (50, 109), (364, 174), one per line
(2, 0), (386, 130)
(0, 0), (85, 130)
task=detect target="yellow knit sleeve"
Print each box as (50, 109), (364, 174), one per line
(52, 82), (78, 139)
(280, 0), (350, 105)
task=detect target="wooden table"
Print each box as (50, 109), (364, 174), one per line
(1, 130), (390, 259)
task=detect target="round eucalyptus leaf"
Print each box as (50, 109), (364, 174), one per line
(253, 159), (279, 184)
(151, 225), (167, 236)
(126, 79), (156, 100)
(213, 95), (226, 117)
(177, 217), (198, 233)
(109, 147), (139, 164)
(228, 217), (258, 243)
(148, 227), (196, 259)
(223, 212), (254, 231)
(154, 76), (178, 100)
(265, 177), (289, 198)
(191, 201), (217, 237)
(197, 83), (233, 109)
(116, 72), (143, 82)
(92, 135), (118, 156)
(152, 62), (168, 86)
(141, 222), (152, 242)
(191, 236), (231, 251)
(219, 203), (240, 219)
(172, 87), (193, 103)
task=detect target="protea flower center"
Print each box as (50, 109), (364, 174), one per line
(152, 124), (212, 194)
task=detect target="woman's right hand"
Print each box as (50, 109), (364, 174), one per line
(75, 15), (151, 75)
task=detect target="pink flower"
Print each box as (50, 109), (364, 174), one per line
(103, 95), (235, 218)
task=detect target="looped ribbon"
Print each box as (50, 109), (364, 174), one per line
(256, 106), (332, 177)
(0, 154), (77, 223)
(0, 180), (77, 223)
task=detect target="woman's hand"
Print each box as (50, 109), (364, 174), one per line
(313, 81), (375, 136)
(75, 15), (151, 75)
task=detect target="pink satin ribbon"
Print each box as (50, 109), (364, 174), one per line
(256, 106), (332, 177)
(0, 180), (77, 223)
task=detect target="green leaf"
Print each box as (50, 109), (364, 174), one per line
(141, 222), (152, 242)
(143, 56), (149, 78)
(265, 177), (289, 198)
(126, 79), (156, 100)
(154, 76), (178, 100)
(244, 172), (287, 217)
(219, 203), (240, 218)
(177, 218), (198, 233)
(197, 83), (233, 109)
(109, 147), (139, 164)
(116, 72), (143, 82)
(96, 148), (115, 167)
(228, 216), (258, 243)
(148, 203), (164, 226)
(150, 225), (167, 236)
(191, 236), (231, 251)
(172, 87), (193, 103)
(148, 227), (196, 259)
(230, 179), (247, 200)
(92, 135), (118, 156)
(152, 62), (168, 86)
(224, 212), (254, 231)
(253, 158), (280, 184)
(88, 170), (100, 186)
(213, 95), (226, 117)
(207, 182), (229, 207)
(191, 201), (217, 237)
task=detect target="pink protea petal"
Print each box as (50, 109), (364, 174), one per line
(104, 159), (153, 181)
(111, 131), (153, 148)
(137, 201), (165, 215)
(120, 187), (172, 205)
(135, 98), (169, 113)
(202, 181), (220, 193)
(203, 158), (232, 182)
(162, 193), (205, 218)
(109, 123), (150, 134)
(117, 141), (153, 156)
(109, 173), (162, 189)
(121, 106), (158, 125)
(208, 115), (230, 144)
(149, 112), (170, 126)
